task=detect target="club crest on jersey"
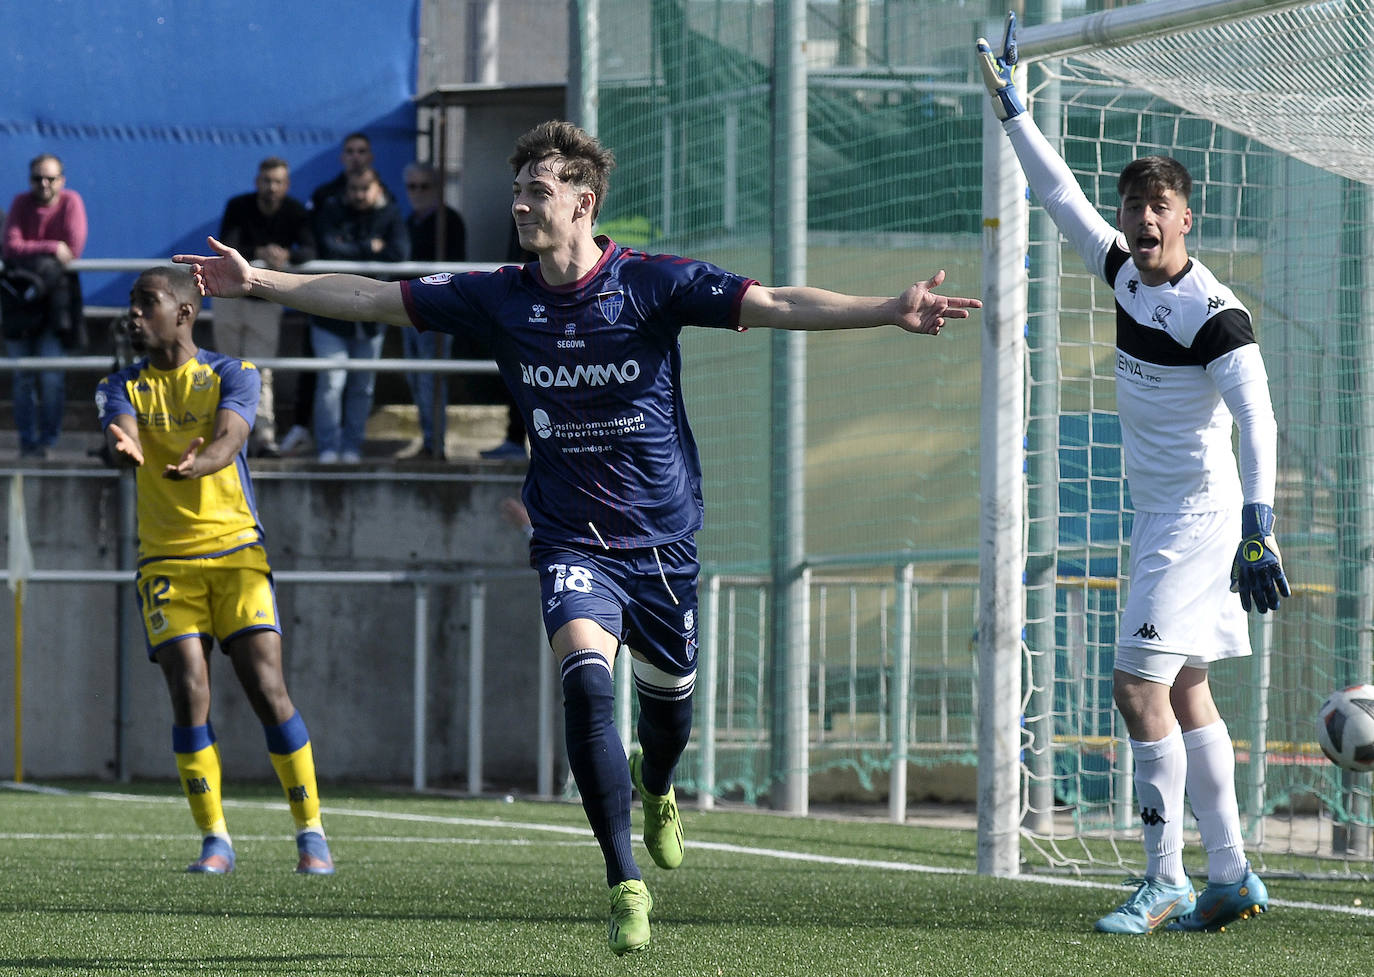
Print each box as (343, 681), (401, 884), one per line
(597, 290), (624, 324)
(532, 408), (553, 439)
(421, 273), (453, 285)
(192, 369), (213, 391)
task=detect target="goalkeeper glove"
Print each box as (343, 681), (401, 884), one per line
(977, 12), (1025, 121)
(1230, 503), (1291, 614)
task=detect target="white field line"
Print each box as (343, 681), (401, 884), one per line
(5, 781), (1371, 919)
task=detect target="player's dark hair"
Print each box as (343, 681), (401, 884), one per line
(509, 121), (616, 220)
(1118, 156), (1192, 202)
(343, 132), (371, 148)
(258, 156), (289, 173)
(138, 266), (202, 313)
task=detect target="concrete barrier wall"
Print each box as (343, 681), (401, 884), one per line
(0, 464), (559, 791)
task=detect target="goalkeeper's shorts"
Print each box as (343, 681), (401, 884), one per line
(1116, 508), (1249, 670)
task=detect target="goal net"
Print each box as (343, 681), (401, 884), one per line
(1005, 0), (1374, 878)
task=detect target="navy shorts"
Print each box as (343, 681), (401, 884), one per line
(531, 536), (699, 677)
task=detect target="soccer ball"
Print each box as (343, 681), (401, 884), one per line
(1316, 684), (1374, 773)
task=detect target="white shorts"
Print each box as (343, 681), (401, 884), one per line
(1116, 508), (1250, 680)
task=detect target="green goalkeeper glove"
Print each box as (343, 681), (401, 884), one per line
(976, 12), (1025, 121)
(1230, 503), (1291, 614)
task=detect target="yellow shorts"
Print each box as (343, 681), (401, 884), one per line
(137, 545), (280, 658)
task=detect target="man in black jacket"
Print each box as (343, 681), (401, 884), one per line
(215, 157), (316, 456)
(309, 166), (407, 463)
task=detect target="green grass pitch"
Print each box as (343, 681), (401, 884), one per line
(0, 781), (1369, 976)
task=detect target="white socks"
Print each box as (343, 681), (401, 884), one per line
(1129, 726), (1188, 885)
(1183, 719), (1249, 885)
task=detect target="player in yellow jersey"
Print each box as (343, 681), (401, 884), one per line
(96, 266), (333, 875)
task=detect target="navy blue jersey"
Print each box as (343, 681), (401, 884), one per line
(401, 237), (755, 549)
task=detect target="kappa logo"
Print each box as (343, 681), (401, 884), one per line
(1206, 294), (1228, 312)
(1127, 278), (1139, 294)
(420, 273), (453, 285)
(1133, 622), (1162, 641)
(1139, 807), (1166, 826)
(597, 290), (624, 324)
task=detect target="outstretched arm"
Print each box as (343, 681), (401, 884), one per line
(105, 417), (144, 467)
(173, 236), (412, 327)
(739, 270), (980, 335)
(163, 409), (251, 481)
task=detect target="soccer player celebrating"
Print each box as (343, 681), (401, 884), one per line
(175, 120), (980, 954)
(97, 267), (333, 876)
(978, 15), (1287, 934)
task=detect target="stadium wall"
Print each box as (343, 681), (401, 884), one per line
(0, 469), (552, 789)
(0, 1), (420, 307)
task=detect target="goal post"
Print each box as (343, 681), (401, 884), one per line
(984, 0), (1374, 877)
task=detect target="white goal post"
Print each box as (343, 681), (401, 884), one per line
(982, 0), (1374, 878)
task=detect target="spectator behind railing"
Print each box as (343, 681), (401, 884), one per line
(310, 166), (407, 464)
(214, 156), (317, 458)
(399, 161), (466, 460)
(1, 153), (88, 461)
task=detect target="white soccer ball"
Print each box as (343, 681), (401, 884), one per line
(1317, 684), (1374, 773)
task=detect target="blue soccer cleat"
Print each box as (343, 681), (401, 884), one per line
(295, 830), (335, 875)
(1095, 876), (1196, 934)
(1166, 868), (1268, 932)
(186, 835), (235, 874)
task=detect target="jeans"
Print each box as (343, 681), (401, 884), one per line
(402, 330), (450, 454)
(6, 332), (65, 454)
(310, 322), (384, 456)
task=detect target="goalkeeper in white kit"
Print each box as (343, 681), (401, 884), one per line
(978, 14), (1290, 935)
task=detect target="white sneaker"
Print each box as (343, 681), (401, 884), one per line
(340, 450), (362, 464)
(318, 450), (340, 464)
(279, 425), (312, 456)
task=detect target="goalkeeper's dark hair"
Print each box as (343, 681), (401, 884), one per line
(510, 120), (616, 221)
(1118, 156), (1192, 203)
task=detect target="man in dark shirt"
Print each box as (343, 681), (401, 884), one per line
(215, 157), (316, 456)
(400, 161), (466, 459)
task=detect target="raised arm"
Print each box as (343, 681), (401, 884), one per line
(738, 269), (980, 335)
(173, 236), (411, 327)
(978, 14), (1119, 275)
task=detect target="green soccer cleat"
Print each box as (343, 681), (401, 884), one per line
(1095, 877), (1196, 934)
(628, 747), (684, 870)
(1166, 868), (1268, 932)
(608, 878), (653, 955)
